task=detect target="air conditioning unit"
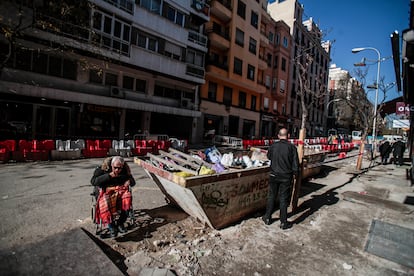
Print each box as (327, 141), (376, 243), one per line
(181, 98), (194, 109)
(110, 86), (125, 98)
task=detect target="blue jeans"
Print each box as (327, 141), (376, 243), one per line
(264, 174), (293, 223)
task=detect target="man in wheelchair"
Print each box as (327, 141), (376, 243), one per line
(91, 156), (136, 238)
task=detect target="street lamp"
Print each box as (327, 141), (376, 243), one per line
(352, 47), (381, 158)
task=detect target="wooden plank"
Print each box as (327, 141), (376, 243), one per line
(147, 153), (197, 175)
(169, 148), (212, 168)
(158, 150), (201, 170)
(134, 157), (188, 186)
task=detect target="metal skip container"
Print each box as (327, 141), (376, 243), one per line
(134, 147), (326, 229)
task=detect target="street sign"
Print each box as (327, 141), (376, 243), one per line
(392, 119), (410, 128)
(396, 102), (414, 116)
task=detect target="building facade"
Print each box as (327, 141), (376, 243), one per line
(201, 0), (291, 140)
(268, 0), (331, 137)
(0, 0), (209, 143)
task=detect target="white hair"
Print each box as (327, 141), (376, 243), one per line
(111, 156), (125, 166)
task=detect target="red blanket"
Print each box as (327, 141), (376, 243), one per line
(95, 185), (132, 224)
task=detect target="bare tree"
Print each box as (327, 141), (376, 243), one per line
(333, 66), (393, 170)
(0, 1), (93, 76)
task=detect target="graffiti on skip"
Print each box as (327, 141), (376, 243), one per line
(201, 190), (229, 207)
(226, 178), (268, 198)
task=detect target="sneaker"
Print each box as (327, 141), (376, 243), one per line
(262, 216), (272, 225)
(118, 224), (127, 234)
(280, 222), (293, 230)
(108, 224), (117, 238)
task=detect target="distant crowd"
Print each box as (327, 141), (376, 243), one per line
(378, 138), (406, 166)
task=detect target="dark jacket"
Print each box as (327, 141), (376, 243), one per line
(393, 140), (406, 156)
(379, 141), (392, 157)
(90, 157), (136, 189)
(267, 139), (299, 179)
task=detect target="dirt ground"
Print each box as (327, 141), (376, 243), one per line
(83, 156), (414, 276)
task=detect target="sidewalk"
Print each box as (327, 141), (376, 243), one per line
(125, 153), (414, 275)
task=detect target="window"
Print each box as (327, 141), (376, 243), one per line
(249, 37), (257, 55)
(223, 86), (232, 106)
(267, 53), (272, 66)
(264, 97), (269, 109)
(136, 79), (146, 92)
(123, 75), (134, 90)
(239, 91), (246, 108)
(283, 36), (289, 48)
(133, 28), (158, 52)
(265, 75), (270, 88)
(247, 64), (255, 80)
(273, 101), (278, 112)
(268, 32), (274, 44)
(92, 11), (131, 55)
(164, 41), (182, 60)
(275, 33), (280, 45)
(62, 59), (77, 80)
(272, 78), (277, 89)
(137, 0), (161, 14)
(148, 37), (157, 51)
(251, 11), (258, 29)
(104, 0), (134, 14)
(186, 49), (204, 67)
(164, 3), (185, 27)
(89, 69), (103, 84)
(281, 57), (286, 71)
(32, 52), (47, 74)
(280, 79), (286, 93)
(105, 72), (118, 86)
(251, 95), (257, 111)
(49, 56), (61, 77)
(237, 0), (246, 19)
(208, 82), (217, 101)
(235, 28), (244, 46)
(234, 57), (243, 75)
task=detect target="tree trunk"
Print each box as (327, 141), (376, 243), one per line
(291, 128), (306, 212)
(356, 142), (365, 170)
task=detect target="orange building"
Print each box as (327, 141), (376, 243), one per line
(200, 0), (291, 139)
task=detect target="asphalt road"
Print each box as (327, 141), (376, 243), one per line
(0, 151), (360, 252)
(0, 157), (166, 251)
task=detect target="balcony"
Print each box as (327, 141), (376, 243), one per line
(258, 56), (268, 70)
(260, 31), (269, 46)
(210, 0), (232, 22)
(207, 28), (230, 51)
(188, 30), (208, 51)
(206, 59), (229, 72)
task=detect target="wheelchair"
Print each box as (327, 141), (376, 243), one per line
(91, 185), (136, 237)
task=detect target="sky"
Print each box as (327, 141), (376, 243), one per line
(275, 0), (411, 103)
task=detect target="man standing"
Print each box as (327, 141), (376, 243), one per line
(262, 128), (299, 230)
(392, 138), (406, 166)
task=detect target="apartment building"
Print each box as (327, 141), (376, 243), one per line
(200, 0), (291, 139)
(328, 64), (369, 133)
(268, 0), (331, 137)
(0, 0), (209, 143)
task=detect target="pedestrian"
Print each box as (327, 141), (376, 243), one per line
(262, 128), (299, 230)
(392, 138), (406, 166)
(91, 156), (136, 238)
(379, 140), (392, 165)
(328, 134), (333, 145)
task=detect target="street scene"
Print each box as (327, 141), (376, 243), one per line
(0, 150), (413, 275)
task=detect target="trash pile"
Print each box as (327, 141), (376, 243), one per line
(202, 146), (269, 170)
(148, 146), (270, 178)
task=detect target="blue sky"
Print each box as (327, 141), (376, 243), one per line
(272, 0), (410, 103)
